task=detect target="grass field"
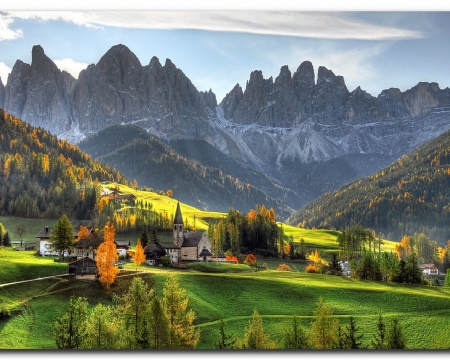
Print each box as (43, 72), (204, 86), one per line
(1, 248), (450, 350)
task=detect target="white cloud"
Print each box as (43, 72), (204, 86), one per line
(0, 62), (12, 85)
(0, 13), (23, 41)
(5, 10), (423, 41)
(53, 58), (88, 79)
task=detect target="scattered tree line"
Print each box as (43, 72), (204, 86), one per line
(54, 275), (199, 349)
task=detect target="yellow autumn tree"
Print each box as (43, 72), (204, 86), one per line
(77, 226), (90, 241)
(96, 222), (119, 291)
(134, 239), (146, 272)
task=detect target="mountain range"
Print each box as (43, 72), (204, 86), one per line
(3, 44), (450, 210)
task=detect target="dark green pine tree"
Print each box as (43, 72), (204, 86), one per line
(215, 316), (237, 349)
(371, 313), (386, 349)
(386, 317), (406, 349)
(444, 268), (450, 287)
(283, 314), (309, 349)
(342, 316), (365, 349)
(2, 232), (11, 247)
(140, 228), (149, 248)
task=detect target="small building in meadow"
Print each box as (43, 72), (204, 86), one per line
(420, 263), (439, 275)
(115, 240), (131, 258)
(68, 257), (98, 280)
(36, 226), (94, 257)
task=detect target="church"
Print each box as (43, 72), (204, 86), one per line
(173, 202), (212, 262)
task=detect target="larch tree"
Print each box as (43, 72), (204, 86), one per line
(241, 309), (275, 349)
(149, 296), (170, 349)
(162, 275), (200, 349)
(54, 296), (88, 349)
(308, 297), (339, 349)
(114, 276), (154, 348)
(50, 214), (74, 261)
(96, 221), (119, 291)
(134, 239), (146, 271)
(83, 303), (122, 349)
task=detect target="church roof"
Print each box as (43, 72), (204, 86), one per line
(174, 202), (183, 225)
(181, 231), (204, 248)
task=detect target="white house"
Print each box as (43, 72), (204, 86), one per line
(420, 263), (439, 275)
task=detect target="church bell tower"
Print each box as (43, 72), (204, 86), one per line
(173, 202), (184, 246)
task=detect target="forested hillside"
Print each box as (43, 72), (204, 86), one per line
(78, 125), (293, 220)
(288, 129), (450, 243)
(0, 108), (131, 219)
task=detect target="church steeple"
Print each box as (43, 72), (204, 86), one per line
(173, 202), (184, 246)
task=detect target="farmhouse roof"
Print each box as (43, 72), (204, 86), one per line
(144, 242), (166, 255)
(174, 202), (183, 225)
(160, 242), (181, 250)
(73, 237), (103, 249)
(420, 263), (438, 269)
(115, 240), (131, 247)
(36, 226), (93, 239)
(181, 231), (204, 248)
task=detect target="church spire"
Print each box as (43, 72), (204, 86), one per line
(174, 202), (183, 225)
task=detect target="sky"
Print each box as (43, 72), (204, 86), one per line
(1, 1), (450, 103)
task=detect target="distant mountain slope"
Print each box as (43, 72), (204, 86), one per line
(78, 125), (293, 219)
(0, 108), (131, 219)
(288, 129), (450, 243)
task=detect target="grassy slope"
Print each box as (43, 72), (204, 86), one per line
(1, 257), (450, 349)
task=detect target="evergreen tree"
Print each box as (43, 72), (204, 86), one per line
(308, 297), (339, 349)
(404, 252), (423, 284)
(162, 275), (200, 349)
(241, 309), (275, 349)
(54, 296), (88, 349)
(342, 316), (365, 349)
(371, 313), (387, 349)
(2, 232), (11, 247)
(149, 296), (170, 349)
(386, 317), (406, 349)
(216, 316), (237, 349)
(444, 268), (450, 287)
(50, 214), (74, 261)
(283, 314), (309, 349)
(114, 276), (154, 348)
(82, 303), (122, 349)
(140, 228), (149, 248)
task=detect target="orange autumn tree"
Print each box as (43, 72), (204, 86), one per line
(77, 226), (90, 241)
(244, 253), (257, 267)
(134, 239), (146, 272)
(96, 222), (120, 291)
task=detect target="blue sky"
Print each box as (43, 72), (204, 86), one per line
(1, 1), (450, 103)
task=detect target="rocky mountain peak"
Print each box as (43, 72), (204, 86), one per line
(0, 77), (5, 108)
(220, 83), (243, 120)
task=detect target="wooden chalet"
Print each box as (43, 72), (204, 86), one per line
(73, 237), (103, 260)
(68, 257), (97, 280)
(144, 242), (167, 266)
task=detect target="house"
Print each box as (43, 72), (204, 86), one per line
(144, 242), (167, 266)
(73, 236), (103, 260)
(68, 257), (98, 280)
(420, 263), (439, 275)
(114, 194), (136, 204)
(36, 225), (95, 258)
(173, 202), (212, 262)
(115, 240), (131, 258)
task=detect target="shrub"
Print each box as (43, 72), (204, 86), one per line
(306, 264), (320, 273)
(244, 253), (257, 267)
(276, 264), (292, 271)
(0, 306), (10, 320)
(259, 263), (269, 270)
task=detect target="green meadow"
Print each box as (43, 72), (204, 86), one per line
(1, 249), (450, 349)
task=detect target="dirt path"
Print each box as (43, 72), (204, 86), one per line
(0, 274), (72, 288)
